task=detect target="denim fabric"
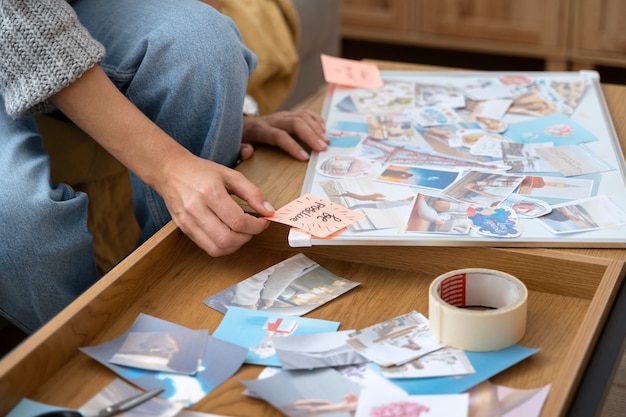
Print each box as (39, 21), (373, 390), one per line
(0, 0), (256, 332)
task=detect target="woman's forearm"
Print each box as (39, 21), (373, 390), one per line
(50, 65), (191, 191)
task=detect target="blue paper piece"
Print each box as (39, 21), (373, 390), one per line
(505, 113), (597, 146)
(80, 314), (247, 406)
(5, 398), (79, 417)
(385, 344), (540, 395)
(336, 121), (369, 134)
(212, 306), (340, 367)
(329, 134), (363, 148)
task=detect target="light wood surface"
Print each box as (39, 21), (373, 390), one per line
(1, 62), (625, 417)
(0, 221), (622, 417)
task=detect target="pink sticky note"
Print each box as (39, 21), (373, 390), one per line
(267, 194), (366, 238)
(320, 54), (384, 89)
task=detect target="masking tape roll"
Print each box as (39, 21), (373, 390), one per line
(428, 268), (528, 352)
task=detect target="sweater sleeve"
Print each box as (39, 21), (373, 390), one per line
(0, 0), (105, 118)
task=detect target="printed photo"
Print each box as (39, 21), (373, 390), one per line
(467, 381), (551, 417)
(351, 80), (415, 114)
(346, 311), (444, 367)
(316, 154), (383, 178)
(380, 347), (474, 379)
(536, 143), (613, 177)
(356, 391), (469, 417)
(375, 165), (461, 190)
(321, 177), (415, 231)
(507, 90), (559, 117)
(503, 194), (552, 218)
(443, 171), (525, 207)
(273, 330), (369, 370)
(414, 83), (465, 108)
(212, 306), (340, 366)
(458, 129), (504, 159)
(366, 114), (414, 142)
(517, 175), (595, 201)
(242, 368), (361, 417)
(536, 195), (626, 234)
(501, 142), (555, 173)
(505, 112), (597, 146)
(405, 193), (471, 234)
(204, 253), (359, 316)
(109, 330), (207, 374)
(80, 314), (248, 406)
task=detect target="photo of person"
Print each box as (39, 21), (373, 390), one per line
(321, 177), (415, 231)
(405, 193), (471, 234)
(417, 124), (499, 163)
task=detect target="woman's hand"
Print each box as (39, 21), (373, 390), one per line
(157, 154), (274, 257)
(51, 65), (275, 258)
(240, 110), (329, 161)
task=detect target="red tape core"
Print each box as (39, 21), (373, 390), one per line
(439, 273), (467, 307)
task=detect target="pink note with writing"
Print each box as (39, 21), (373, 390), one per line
(321, 54), (384, 89)
(267, 194), (366, 238)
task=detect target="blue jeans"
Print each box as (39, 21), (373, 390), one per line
(0, 0), (256, 332)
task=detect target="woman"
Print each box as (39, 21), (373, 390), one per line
(0, 0), (328, 332)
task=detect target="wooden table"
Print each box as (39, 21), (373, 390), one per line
(1, 62), (625, 417)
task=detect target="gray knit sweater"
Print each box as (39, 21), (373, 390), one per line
(0, 0), (105, 118)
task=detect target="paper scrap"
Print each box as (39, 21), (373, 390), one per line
(267, 194), (366, 237)
(320, 54), (384, 89)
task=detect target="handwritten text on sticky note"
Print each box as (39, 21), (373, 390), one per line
(267, 194), (366, 238)
(321, 54), (384, 89)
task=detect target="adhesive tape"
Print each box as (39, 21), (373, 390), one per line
(428, 268), (528, 352)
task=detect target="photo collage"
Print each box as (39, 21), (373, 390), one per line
(299, 71), (626, 245)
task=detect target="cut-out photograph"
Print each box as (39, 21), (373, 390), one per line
(405, 193), (471, 235)
(204, 253), (359, 316)
(346, 311), (444, 367)
(109, 330), (207, 374)
(443, 171), (524, 207)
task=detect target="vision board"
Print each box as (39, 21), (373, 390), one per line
(289, 70), (626, 248)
